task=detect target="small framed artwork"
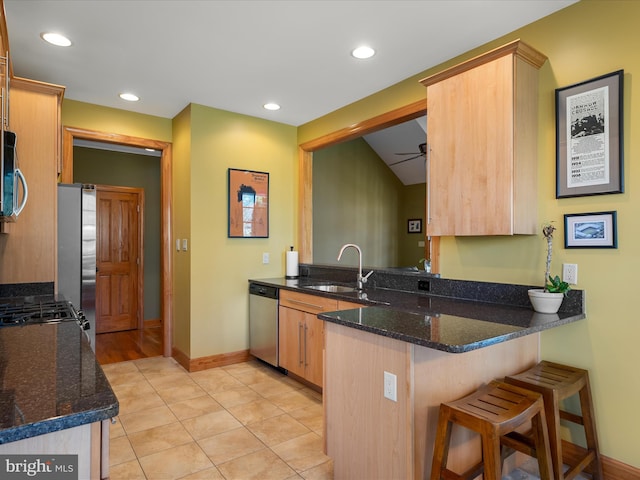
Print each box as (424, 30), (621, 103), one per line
(556, 70), (624, 198)
(408, 218), (422, 234)
(228, 168), (269, 238)
(564, 211), (617, 249)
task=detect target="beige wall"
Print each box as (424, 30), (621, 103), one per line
(299, 0), (639, 467)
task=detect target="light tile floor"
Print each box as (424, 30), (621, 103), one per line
(102, 356), (332, 480)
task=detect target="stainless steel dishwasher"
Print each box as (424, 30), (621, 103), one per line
(249, 283), (279, 367)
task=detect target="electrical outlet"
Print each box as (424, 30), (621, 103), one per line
(563, 263), (578, 285)
(262, 252), (269, 264)
(384, 371), (397, 402)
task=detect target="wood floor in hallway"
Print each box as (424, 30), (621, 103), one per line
(96, 326), (163, 365)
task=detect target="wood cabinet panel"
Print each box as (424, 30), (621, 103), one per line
(324, 320), (540, 479)
(278, 290), (338, 388)
(278, 305), (305, 378)
(421, 40), (546, 236)
(0, 78), (63, 284)
(279, 289), (338, 313)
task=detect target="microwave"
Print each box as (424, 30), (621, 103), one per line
(1, 130), (28, 221)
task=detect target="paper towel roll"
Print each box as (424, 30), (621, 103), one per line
(286, 250), (299, 279)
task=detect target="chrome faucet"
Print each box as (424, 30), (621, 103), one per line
(337, 243), (374, 290)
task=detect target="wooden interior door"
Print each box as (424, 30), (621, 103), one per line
(96, 186), (143, 333)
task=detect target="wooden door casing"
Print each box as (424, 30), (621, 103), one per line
(96, 186), (143, 333)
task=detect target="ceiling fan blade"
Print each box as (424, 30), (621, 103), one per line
(389, 154), (424, 166)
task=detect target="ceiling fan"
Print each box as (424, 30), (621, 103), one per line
(389, 142), (427, 166)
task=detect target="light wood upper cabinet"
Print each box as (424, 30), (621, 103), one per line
(420, 40), (547, 236)
(0, 78), (64, 284)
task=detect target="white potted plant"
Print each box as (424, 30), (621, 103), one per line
(528, 222), (571, 314)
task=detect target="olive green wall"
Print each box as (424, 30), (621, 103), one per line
(299, 0), (640, 467)
(313, 137), (426, 268)
(313, 137), (403, 268)
(187, 104), (297, 359)
(73, 147), (161, 322)
(171, 105), (192, 356)
(398, 182), (426, 268)
(63, 99), (172, 142)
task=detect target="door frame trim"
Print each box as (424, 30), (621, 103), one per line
(296, 98), (439, 272)
(61, 126), (173, 357)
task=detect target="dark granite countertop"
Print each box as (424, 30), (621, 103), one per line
(0, 321), (119, 444)
(250, 266), (586, 353)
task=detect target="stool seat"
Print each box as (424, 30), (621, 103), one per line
(505, 361), (603, 480)
(430, 380), (553, 480)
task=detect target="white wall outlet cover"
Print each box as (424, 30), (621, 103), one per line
(384, 371), (397, 402)
(562, 263), (578, 284)
(262, 252), (269, 264)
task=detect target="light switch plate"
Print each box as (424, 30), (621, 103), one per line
(182, 239), (188, 251)
(262, 252), (269, 264)
(175, 239), (181, 251)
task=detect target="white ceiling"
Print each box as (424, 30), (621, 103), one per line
(363, 116), (427, 185)
(4, 0), (577, 128)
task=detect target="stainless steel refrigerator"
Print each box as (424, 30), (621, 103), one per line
(57, 184), (97, 351)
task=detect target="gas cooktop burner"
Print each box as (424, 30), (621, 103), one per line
(0, 296), (88, 330)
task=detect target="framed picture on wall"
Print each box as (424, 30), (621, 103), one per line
(564, 211), (617, 248)
(408, 218), (422, 234)
(228, 168), (269, 238)
(555, 70), (624, 198)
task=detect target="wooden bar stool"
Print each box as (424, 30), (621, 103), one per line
(430, 380), (553, 480)
(505, 361), (603, 480)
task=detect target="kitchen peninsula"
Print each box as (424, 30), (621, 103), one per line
(0, 320), (118, 479)
(250, 265), (585, 479)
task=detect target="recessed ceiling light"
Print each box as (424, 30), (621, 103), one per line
(41, 32), (72, 47)
(263, 103), (280, 111)
(119, 93), (139, 102)
(351, 46), (375, 59)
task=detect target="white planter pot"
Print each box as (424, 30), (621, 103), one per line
(528, 289), (564, 314)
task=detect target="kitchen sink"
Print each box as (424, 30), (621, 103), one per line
(302, 284), (357, 293)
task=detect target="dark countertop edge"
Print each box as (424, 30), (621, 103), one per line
(318, 308), (586, 354)
(0, 401), (119, 445)
(250, 276), (586, 352)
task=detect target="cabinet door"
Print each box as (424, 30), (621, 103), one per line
(0, 80), (63, 283)
(426, 54), (513, 236)
(278, 306), (305, 378)
(304, 313), (324, 388)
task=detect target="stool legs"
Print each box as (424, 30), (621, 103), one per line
(430, 381), (553, 480)
(505, 361), (603, 480)
(578, 376), (604, 480)
(430, 406), (453, 480)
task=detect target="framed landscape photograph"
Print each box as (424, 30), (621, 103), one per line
(556, 70), (624, 198)
(564, 211), (617, 249)
(408, 218), (422, 234)
(228, 168), (269, 238)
